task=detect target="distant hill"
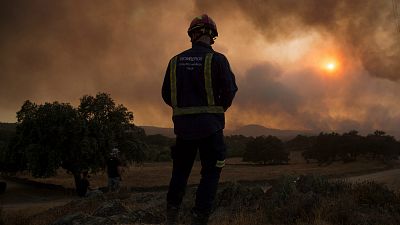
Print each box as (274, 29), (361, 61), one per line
(227, 124), (315, 140)
(0, 122), (16, 131)
(140, 126), (175, 138)
(140, 124), (315, 140)
(2, 123), (312, 140)
(0, 122), (17, 141)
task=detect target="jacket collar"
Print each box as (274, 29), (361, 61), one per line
(192, 41), (213, 50)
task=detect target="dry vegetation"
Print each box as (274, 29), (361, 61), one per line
(1, 193), (124, 225)
(2, 152), (400, 225)
(4, 175), (400, 225)
(15, 152), (396, 190)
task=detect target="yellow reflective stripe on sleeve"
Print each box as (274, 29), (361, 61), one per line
(204, 53), (215, 106)
(170, 56), (178, 107)
(173, 106), (224, 116)
(216, 160), (225, 168)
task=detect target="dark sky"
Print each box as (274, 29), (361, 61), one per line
(1, 0), (400, 135)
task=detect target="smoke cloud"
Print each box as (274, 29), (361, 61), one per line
(193, 0), (400, 134)
(1, 0), (400, 135)
(195, 0), (400, 80)
(0, 0), (194, 127)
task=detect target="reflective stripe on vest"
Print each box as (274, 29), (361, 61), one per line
(169, 53), (224, 116)
(173, 106), (225, 116)
(216, 160), (225, 168)
(204, 53), (215, 106)
(170, 56), (178, 107)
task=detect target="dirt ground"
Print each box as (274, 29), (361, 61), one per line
(346, 168), (400, 190)
(14, 152), (396, 189)
(1, 152), (399, 218)
(0, 179), (74, 220)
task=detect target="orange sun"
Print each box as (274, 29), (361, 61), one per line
(325, 62), (336, 72)
(320, 58), (340, 75)
(306, 43), (344, 77)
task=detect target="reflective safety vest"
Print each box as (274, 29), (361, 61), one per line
(169, 53), (225, 116)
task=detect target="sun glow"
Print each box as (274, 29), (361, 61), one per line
(319, 57), (341, 75)
(304, 38), (344, 77)
(325, 62), (337, 72)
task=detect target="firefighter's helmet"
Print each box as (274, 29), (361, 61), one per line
(111, 148), (119, 156)
(187, 14), (218, 40)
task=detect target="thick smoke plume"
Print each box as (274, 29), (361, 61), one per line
(193, 0), (400, 135)
(0, 0), (190, 127)
(195, 0), (400, 81)
(1, 0), (400, 135)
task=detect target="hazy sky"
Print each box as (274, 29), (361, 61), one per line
(1, 0), (400, 134)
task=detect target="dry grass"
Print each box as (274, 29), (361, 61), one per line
(210, 209), (336, 225)
(2, 152), (398, 225)
(346, 168), (400, 190)
(210, 175), (400, 225)
(15, 152), (397, 191)
(2, 207), (45, 225)
(210, 209), (264, 225)
(2, 192), (131, 225)
(3, 173), (400, 225)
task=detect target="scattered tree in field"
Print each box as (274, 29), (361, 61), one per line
(143, 134), (174, 161)
(14, 101), (79, 177)
(338, 130), (364, 162)
(225, 135), (252, 158)
(302, 130), (400, 165)
(303, 132), (341, 165)
(285, 135), (315, 152)
(365, 130), (399, 161)
(243, 135), (288, 165)
(5, 93), (146, 192)
(0, 124), (14, 172)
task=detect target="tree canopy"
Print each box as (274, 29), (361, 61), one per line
(302, 130), (400, 165)
(3, 93), (146, 189)
(243, 135), (289, 165)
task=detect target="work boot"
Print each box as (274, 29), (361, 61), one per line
(190, 210), (209, 225)
(166, 204), (179, 225)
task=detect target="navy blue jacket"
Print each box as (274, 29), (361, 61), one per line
(162, 42), (237, 139)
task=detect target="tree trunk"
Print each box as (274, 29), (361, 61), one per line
(72, 171), (81, 195)
(0, 181), (6, 194)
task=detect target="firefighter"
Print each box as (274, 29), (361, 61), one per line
(106, 148), (122, 192)
(162, 14), (238, 225)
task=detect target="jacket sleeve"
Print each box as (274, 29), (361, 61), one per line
(162, 62), (172, 107)
(214, 54), (238, 111)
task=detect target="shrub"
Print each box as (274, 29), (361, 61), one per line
(214, 175), (400, 225)
(0, 207), (4, 225)
(263, 175), (400, 225)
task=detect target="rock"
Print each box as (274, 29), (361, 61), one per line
(134, 193), (156, 203)
(74, 195), (105, 209)
(130, 209), (165, 224)
(81, 216), (114, 225)
(52, 212), (120, 225)
(86, 189), (103, 198)
(109, 213), (137, 224)
(52, 212), (92, 225)
(92, 199), (128, 217)
(215, 182), (265, 210)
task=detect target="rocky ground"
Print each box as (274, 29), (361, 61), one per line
(2, 171), (400, 225)
(11, 175), (397, 225)
(18, 180), (271, 225)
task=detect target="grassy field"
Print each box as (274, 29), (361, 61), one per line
(2, 152), (400, 225)
(3, 173), (400, 225)
(16, 152), (398, 190)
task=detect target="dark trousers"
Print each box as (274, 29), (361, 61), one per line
(167, 130), (226, 215)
